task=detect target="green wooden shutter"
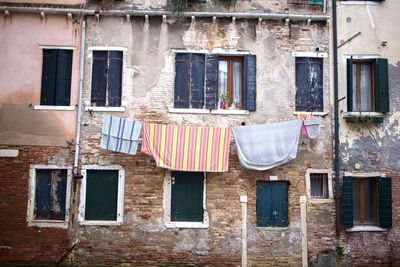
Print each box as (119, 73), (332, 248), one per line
(346, 58), (354, 112)
(342, 176), (353, 229)
(244, 55), (257, 111)
(190, 54), (205, 109)
(55, 50), (72, 106)
(91, 51), (108, 106)
(205, 54), (218, 110)
(108, 51), (123, 107)
(378, 177), (392, 229)
(85, 170), (119, 221)
(171, 171), (204, 222)
(256, 182), (288, 227)
(374, 58), (389, 112)
(35, 170), (52, 219)
(174, 54), (191, 108)
(40, 49), (58, 105)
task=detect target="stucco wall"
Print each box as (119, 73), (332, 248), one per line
(0, 13), (81, 146)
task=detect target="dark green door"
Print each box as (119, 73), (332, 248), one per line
(171, 171), (204, 222)
(256, 181), (288, 227)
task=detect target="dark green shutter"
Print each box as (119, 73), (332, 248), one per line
(378, 177), (392, 229)
(55, 50), (72, 106)
(174, 53), (190, 108)
(374, 58), (389, 112)
(244, 55), (256, 111)
(85, 170), (119, 221)
(55, 170), (67, 220)
(91, 51), (108, 106)
(171, 171), (203, 222)
(256, 181), (288, 227)
(346, 58), (354, 112)
(205, 54), (218, 110)
(40, 49), (57, 105)
(190, 54), (205, 109)
(108, 51), (123, 107)
(342, 176), (353, 229)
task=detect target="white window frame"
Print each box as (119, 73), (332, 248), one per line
(163, 171), (209, 229)
(86, 46), (127, 112)
(305, 169), (333, 203)
(78, 165), (125, 226)
(35, 46), (75, 110)
(27, 165), (72, 229)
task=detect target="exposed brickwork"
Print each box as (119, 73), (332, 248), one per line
(0, 146), (72, 264)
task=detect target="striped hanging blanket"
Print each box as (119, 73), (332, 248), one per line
(141, 123), (231, 172)
(100, 115), (142, 155)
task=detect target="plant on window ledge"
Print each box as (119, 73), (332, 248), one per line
(168, 0), (237, 13)
(219, 92), (229, 109)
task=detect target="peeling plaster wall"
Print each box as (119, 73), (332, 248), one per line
(74, 8), (333, 265)
(0, 13), (81, 146)
(337, 1), (400, 265)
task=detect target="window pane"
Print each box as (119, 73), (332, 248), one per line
(35, 169), (67, 220)
(233, 61), (242, 107)
(360, 64), (372, 112)
(363, 178), (376, 223)
(218, 61), (228, 102)
(310, 173), (328, 198)
(85, 170), (119, 221)
(352, 64), (357, 111)
(352, 179), (360, 223)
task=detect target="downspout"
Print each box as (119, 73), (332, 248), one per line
(332, 0), (341, 237)
(73, 18), (86, 179)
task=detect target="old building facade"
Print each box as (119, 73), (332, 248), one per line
(0, 0), (398, 266)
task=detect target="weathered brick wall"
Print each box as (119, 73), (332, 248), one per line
(0, 146), (72, 264)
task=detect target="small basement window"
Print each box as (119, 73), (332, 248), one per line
(305, 169), (333, 202)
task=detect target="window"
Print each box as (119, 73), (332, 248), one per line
(346, 58), (389, 112)
(40, 49), (73, 106)
(305, 170), (333, 201)
(163, 171), (208, 228)
(295, 57), (323, 112)
(27, 166), (72, 227)
(343, 176), (392, 229)
(173, 53), (256, 111)
(256, 181), (288, 227)
(91, 51), (123, 107)
(79, 167), (125, 224)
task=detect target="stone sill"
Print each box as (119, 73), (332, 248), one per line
(343, 112), (386, 123)
(34, 105), (75, 111)
(308, 198), (334, 204)
(257, 226), (289, 230)
(80, 221), (123, 226)
(293, 111), (328, 117)
(28, 220), (68, 229)
(168, 107), (249, 115)
(165, 222), (209, 229)
(340, 1), (380, 6)
(346, 226), (387, 232)
(85, 106), (126, 112)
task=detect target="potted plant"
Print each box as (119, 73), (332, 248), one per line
(219, 92), (229, 109)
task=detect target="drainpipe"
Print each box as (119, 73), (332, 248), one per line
(332, 0), (341, 237)
(73, 18), (86, 179)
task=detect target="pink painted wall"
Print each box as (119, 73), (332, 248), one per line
(0, 0), (82, 5)
(0, 13), (81, 146)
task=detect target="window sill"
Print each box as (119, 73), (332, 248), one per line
(293, 111), (328, 117)
(80, 220), (123, 226)
(167, 107), (250, 115)
(346, 226), (387, 232)
(165, 222), (209, 229)
(85, 106), (126, 112)
(34, 105), (75, 111)
(308, 198), (334, 204)
(28, 220), (68, 229)
(343, 112), (386, 123)
(340, 1), (380, 5)
(256, 226), (289, 230)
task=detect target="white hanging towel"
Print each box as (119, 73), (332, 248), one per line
(304, 117), (321, 139)
(100, 115), (142, 155)
(232, 120), (302, 170)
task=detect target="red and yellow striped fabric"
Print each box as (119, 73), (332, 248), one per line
(141, 123), (231, 172)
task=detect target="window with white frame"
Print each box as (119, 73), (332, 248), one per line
(79, 166), (125, 224)
(27, 165), (72, 227)
(305, 169), (333, 201)
(163, 171), (209, 228)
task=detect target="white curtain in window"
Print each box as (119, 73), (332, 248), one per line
(233, 62), (242, 106)
(360, 64), (372, 112)
(218, 61), (228, 100)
